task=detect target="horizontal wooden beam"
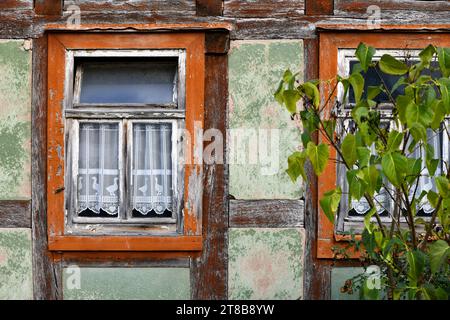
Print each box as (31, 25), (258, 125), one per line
(34, 0), (62, 15)
(229, 199), (304, 228)
(59, 254), (191, 268)
(0, 200), (31, 228)
(196, 0), (223, 16)
(305, 0), (333, 16)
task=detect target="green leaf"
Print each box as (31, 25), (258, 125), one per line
(406, 158), (422, 185)
(319, 187), (341, 224)
(306, 142), (330, 176)
(422, 284), (448, 300)
(381, 152), (407, 187)
(427, 159), (439, 177)
(347, 169), (368, 201)
(431, 101), (445, 130)
(349, 73), (364, 104)
(323, 120), (336, 139)
(435, 176), (450, 198)
(437, 47), (450, 78)
(274, 80), (284, 105)
(406, 249), (426, 287)
(364, 207), (376, 233)
(355, 43), (376, 72)
(409, 122), (427, 143)
(386, 130), (404, 152)
(382, 238), (405, 257)
(359, 122), (377, 146)
(302, 82), (320, 108)
(438, 77), (450, 113)
(364, 165), (381, 195)
(428, 240), (450, 274)
(427, 190), (439, 208)
(405, 102), (420, 127)
(357, 147), (371, 168)
(341, 134), (358, 167)
(301, 131), (311, 148)
(283, 90), (301, 113)
(367, 85), (382, 100)
(396, 95), (413, 125)
(405, 102), (434, 128)
(391, 76), (406, 95)
(379, 54), (408, 75)
(300, 110), (320, 133)
(286, 151), (307, 182)
(351, 105), (369, 124)
(282, 69), (300, 89)
(419, 44), (436, 68)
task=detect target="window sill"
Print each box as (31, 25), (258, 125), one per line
(48, 235), (202, 251)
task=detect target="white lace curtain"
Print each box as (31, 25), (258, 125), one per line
(132, 123), (173, 216)
(77, 123), (120, 216)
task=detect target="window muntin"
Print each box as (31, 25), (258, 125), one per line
(336, 48), (448, 233)
(65, 49), (185, 235)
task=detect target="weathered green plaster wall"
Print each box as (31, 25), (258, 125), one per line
(0, 228), (33, 300)
(331, 267), (364, 300)
(0, 40), (32, 200)
(228, 40), (303, 199)
(228, 228), (304, 300)
(63, 267), (190, 300)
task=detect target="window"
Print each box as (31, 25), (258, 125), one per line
(335, 49), (447, 233)
(47, 33), (205, 251)
(318, 32), (450, 258)
(67, 51), (184, 234)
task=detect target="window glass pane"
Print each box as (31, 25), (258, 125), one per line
(77, 123), (120, 217)
(348, 60), (441, 104)
(78, 59), (178, 104)
(131, 123), (173, 218)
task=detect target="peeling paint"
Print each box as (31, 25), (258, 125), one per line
(228, 228), (305, 300)
(0, 40), (31, 200)
(0, 228), (33, 300)
(331, 267), (365, 300)
(228, 40), (304, 199)
(186, 166), (203, 234)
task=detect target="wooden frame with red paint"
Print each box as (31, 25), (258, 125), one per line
(47, 32), (205, 251)
(318, 32), (450, 259)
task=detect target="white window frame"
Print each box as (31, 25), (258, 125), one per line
(335, 48), (448, 234)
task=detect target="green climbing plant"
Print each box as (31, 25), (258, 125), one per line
(275, 43), (450, 300)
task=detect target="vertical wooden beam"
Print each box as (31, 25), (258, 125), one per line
(302, 38), (332, 300)
(34, 0), (62, 15)
(196, 0), (223, 16)
(32, 35), (61, 300)
(305, 0), (333, 16)
(191, 31), (229, 299)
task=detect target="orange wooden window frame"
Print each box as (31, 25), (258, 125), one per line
(318, 32), (450, 259)
(47, 33), (205, 251)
